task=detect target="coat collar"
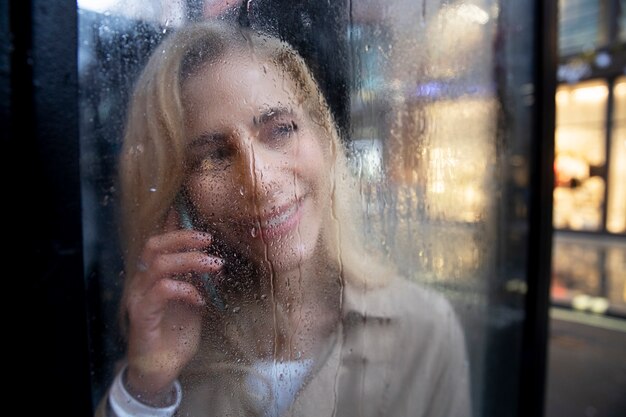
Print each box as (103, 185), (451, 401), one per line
(288, 277), (399, 416)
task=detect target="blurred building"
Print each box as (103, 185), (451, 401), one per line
(552, 0), (626, 316)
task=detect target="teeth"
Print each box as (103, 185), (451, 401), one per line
(262, 203), (298, 229)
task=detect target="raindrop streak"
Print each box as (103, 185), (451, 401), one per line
(247, 139), (280, 417)
(329, 118), (346, 417)
(289, 159), (304, 364)
(329, 1), (353, 413)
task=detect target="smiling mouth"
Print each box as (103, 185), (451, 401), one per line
(206, 197), (305, 237)
(261, 200), (300, 228)
(254, 197), (304, 238)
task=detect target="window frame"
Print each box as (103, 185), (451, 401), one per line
(5, 1), (556, 416)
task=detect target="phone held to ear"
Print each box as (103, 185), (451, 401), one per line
(175, 195), (225, 312)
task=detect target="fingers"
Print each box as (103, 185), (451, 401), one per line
(147, 278), (206, 309)
(156, 252), (224, 277)
(128, 214), (223, 308)
(127, 279), (206, 325)
(143, 230), (212, 260)
(134, 251), (224, 295)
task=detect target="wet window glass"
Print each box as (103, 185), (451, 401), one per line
(78, 1), (538, 416)
(607, 77), (626, 234)
(553, 80), (608, 231)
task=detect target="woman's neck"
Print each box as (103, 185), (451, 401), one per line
(256, 255), (342, 360)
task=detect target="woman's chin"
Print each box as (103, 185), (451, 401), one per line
(263, 231), (319, 273)
(254, 198), (324, 272)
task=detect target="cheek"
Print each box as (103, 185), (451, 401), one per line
(186, 173), (232, 217)
(294, 132), (333, 191)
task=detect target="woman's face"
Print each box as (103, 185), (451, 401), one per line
(181, 55), (333, 273)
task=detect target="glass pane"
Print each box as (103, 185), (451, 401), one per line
(558, 0), (603, 56)
(554, 80), (608, 231)
(79, 1), (538, 417)
(607, 77), (626, 233)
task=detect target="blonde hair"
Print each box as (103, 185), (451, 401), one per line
(119, 22), (390, 309)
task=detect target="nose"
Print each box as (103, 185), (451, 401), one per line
(233, 136), (286, 204)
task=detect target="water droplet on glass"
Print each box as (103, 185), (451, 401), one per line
(239, 186), (245, 196)
(250, 227), (258, 237)
(149, 187), (157, 192)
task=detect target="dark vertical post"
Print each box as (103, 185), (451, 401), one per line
(0, 0), (9, 138)
(607, 0), (620, 44)
(601, 77), (615, 232)
(9, 0), (92, 414)
(518, 0), (557, 416)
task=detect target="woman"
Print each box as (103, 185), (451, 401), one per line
(99, 21), (470, 417)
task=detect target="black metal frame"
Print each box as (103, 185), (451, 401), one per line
(4, 0), (556, 415)
(517, 0), (557, 416)
(5, 0), (92, 414)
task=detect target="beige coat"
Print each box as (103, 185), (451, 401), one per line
(98, 276), (471, 417)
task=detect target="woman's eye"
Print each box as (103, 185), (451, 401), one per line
(270, 121), (298, 140)
(189, 145), (233, 171)
(209, 146), (233, 160)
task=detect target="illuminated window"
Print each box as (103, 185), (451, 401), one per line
(607, 77), (626, 233)
(553, 80), (608, 231)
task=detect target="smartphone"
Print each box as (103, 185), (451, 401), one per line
(175, 195), (225, 311)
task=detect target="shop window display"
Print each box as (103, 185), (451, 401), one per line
(554, 80), (608, 231)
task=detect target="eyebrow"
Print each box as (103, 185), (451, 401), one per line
(253, 106), (293, 126)
(189, 132), (227, 148)
(188, 106), (294, 147)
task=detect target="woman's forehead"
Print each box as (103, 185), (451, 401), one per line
(181, 58), (300, 127)
(187, 56), (296, 94)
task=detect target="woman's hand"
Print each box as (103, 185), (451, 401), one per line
(124, 211), (223, 406)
